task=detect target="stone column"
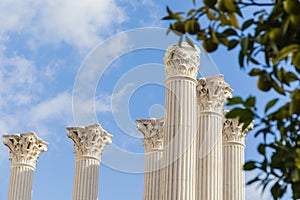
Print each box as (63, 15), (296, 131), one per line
(3, 132), (48, 200)
(67, 124), (112, 200)
(223, 112), (253, 200)
(161, 42), (200, 200)
(196, 75), (232, 200)
(136, 118), (164, 200)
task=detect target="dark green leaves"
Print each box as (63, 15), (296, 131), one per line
(265, 98), (279, 113)
(244, 161), (257, 170)
(163, 1), (300, 198)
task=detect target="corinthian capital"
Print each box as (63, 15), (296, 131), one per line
(3, 132), (48, 168)
(197, 74), (233, 112)
(164, 42), (200, 79)
(67, 124), (112, 160)
(136, 118), (164, 153)
(222, 111), (253, 144)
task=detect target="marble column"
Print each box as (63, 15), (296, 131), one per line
(136, 118), (164, 200)
(67, 124), (112, 200)
(3, 132), (48, 200)
(196, 75), (232, 200)
(161, 42), (200, 200)
(223, 112), (253, 200)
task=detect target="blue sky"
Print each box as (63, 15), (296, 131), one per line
(0, 0), (289, 199)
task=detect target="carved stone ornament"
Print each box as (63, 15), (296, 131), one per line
(136, 118), (164, 153)
(3, 132), (48, 168)
(222, 111), (254, 143)
(164, 42), (200, 78)
(197, 74), (233, 112)
(67, 124), (112, 159)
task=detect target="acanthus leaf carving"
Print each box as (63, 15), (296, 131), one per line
(197, 74), (233, 112)
(164, 42), (200, 78)
(3, 132), (48, 168)
(136, 118), (164, 153)
(67, 124), (112, 159)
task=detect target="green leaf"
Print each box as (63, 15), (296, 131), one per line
(271, 182), (282, 199)
(224, 0), (236, 12)
(166, 6), (173, 15)
(206, 9), (217, 20)
(210, 27), (219, 43)
(227, 96), (243, 105)
(244, 161), (257, 170)
(219, 14), (230, 26)
(249, 68), (262, 76)
(222, 28), (238, 36)
(265, 98), (279, 113)
(275, 44), (300, 63)
(228, 12), (240, 29)
(239, 51), (245, 68)
(245, 96), (256, 108)
(285, 72), (298, 83)
(185, 36), (195, 48)
(242, 19), (254, 31)
(187, 9), (196, 16)
(246, 177), (260, 185)
(258, 144), (265, 155)
(271, 80), (285, 95)
(292, 169), (300, 183)
(240, 37), (249, 54)
(242, 120), (252, 131)
(228, 40), (239, 50)
(226, 108), (254, 123)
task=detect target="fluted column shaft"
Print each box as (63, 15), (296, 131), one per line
(223, 143), (245, 200)
(8, 165), (35, 200)
(222, 114), (252, 200)
(3, 132), (48, 200)
(162, 43), (200, 200)
(67, 124), (112, 200)
(144, 150), (163, 200)
(73, 157), (100, 199)
(136, 118), (164, 200)
(196, 75), (232, 200)
(197, 112), (223, 200)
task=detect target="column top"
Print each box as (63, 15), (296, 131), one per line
(67, 123), (112, 160)
(164, 42), (200, 79)
(197, 74), (233, 112)
(3, 132), (48, 168)
(223, 110), (254, 144)
(136, 118), (164, 153)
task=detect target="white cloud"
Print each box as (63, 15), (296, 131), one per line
(0, 53), (38, 109)
(0, 0), (127, 52)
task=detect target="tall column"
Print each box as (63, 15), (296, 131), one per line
(223, 112), (253, 200)
(196, 75), (232, 200)
(161, 42), (200, 200)
(3, 132), (48, 200)
(136, 118), (164, 200)
(67, 124), (112, 200)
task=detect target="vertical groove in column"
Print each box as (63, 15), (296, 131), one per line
(223, 143), (245, 200)
(162, 79), (197, 200)
(67, 124), (112, 200)
(222, 115), (251, 200)
(136, 118), (164, 200)
(3, 132), (48, 200)
(8, 165), (35, 200)
(73, 158), (100, 200)
(196, 74), (233, 200)
(197, 113), (223, 200)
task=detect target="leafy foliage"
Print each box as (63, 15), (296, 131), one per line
(163, 0), (300, 199)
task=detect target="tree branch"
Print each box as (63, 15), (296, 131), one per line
(238, 2), (275, 6)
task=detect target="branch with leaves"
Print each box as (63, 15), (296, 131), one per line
(163, 0), (300, 199)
